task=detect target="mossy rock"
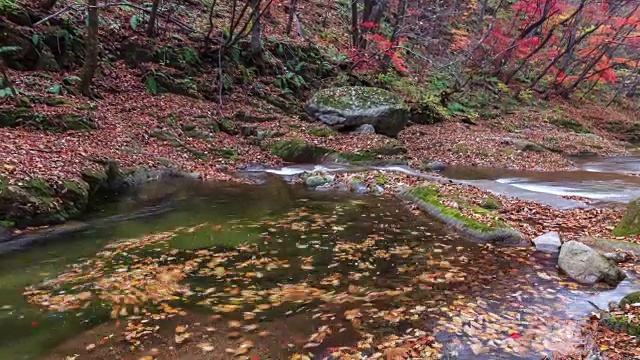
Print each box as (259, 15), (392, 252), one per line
(514, 139), (546, 152)
(613, 198), (640, 237)
(600, 314), (640, 336)
(120, 40), (154, 68)
(410, 96), (449, 125)
(0, 21), (40, 70)
(270, 140), (331, 163)
(0, 107), (30, 127)
(41, 26), (85, 69)
(149, 72), (201, 99)
(0, 109), (96, 131)
(306, 86), (409, 137)
(620, 291), (640, 308)
(549, 117), (590, 133)
(401, 186), (525, 245)
(153, 46), (201, 71)
(0, 177), (90, 228)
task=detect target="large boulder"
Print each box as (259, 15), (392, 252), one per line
(305, 87), (409, 137)
(533, 231), (562, 253)
(613, 197), (640, 236)
(558, 241), (626, 285)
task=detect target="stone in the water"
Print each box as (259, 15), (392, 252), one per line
(619, 291), (640, 308)
(533, 231), (562, 253)
(613, 197), (640, 236)
(348, 177), (368, 194)
(558, 241), (626, 285)
(305, 87), (409, 137)
(422, 161), (446, 172)
(304, 174), (334, 187)
(352, 124), (376, 135)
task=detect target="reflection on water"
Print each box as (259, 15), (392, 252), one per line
(442, 156), (640, 204)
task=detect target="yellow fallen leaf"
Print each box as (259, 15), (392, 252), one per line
(175, 325), (187, 334)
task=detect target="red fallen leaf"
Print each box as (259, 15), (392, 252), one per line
(31, 321), (37, 327)
(509, 333), (520, 340)
(250, 356), (260, 360)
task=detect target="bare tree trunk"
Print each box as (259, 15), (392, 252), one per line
(249, 0), (263, 55)
(285, 0), (298, 36)
(79, 0), (99, 97)
(147, 0), (161, 37)
(351, 0), (359, 48)
(476, 0), (489, 32)
(40, 0), (59, 10)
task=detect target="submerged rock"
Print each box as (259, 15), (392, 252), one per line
(304, 174), (334, 187)
(533, 231), (562, 253)
(613, 197), (640, 237)
(305, 87), (409, 137)
(558, 241), (626, 285)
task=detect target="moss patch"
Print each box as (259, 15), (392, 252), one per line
(270, 139), (331, 163)
(613, 198), (640, 237)
(402, 186), (524, 244)
(549, 117), (590, 133)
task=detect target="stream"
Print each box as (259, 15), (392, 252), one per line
(1, 157), (639, 359)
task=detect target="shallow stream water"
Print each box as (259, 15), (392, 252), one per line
(0, 174), (638, 359)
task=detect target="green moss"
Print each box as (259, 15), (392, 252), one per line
(0, 220), (15, 229)
(479, 197), (503, 211)
(337, 151), (378, 163)
(620, 291), (640, 308)
(24, 178), (55, 199)
(549, 117), (590, 133)
(307, 126), (336, 137)
(613, 198), (640, 237)
(270, 139), (331, 163)
(409, 186), (496, 233)
(602, 315), (640, 336)
(210, 148), (239, 160)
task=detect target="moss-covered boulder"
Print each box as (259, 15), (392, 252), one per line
(614, 198), (640, 237)
(0, 177), (90, 228)
(270, 140), (331, 163)
(305, 87), (409, 137)
(409, 96), (449, 125)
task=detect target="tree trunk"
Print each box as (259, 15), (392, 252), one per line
(147, 0), (161, 37)
(79, 0), (99, 97)
(285, 0), (298, 36)
(351, 0), (359, 48)
(249, 0), (263, 55)
(40, 0), (58, 10)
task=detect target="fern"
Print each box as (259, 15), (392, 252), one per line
(0, 46), (21, 55)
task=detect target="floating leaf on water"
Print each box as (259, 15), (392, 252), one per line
(174, 332), (190, 344)
(175, 325), (187, 334)
(197, 342), (215, 352)
(228, 320), (242, 328)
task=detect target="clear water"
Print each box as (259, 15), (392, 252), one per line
(0, 177), (637, 359)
